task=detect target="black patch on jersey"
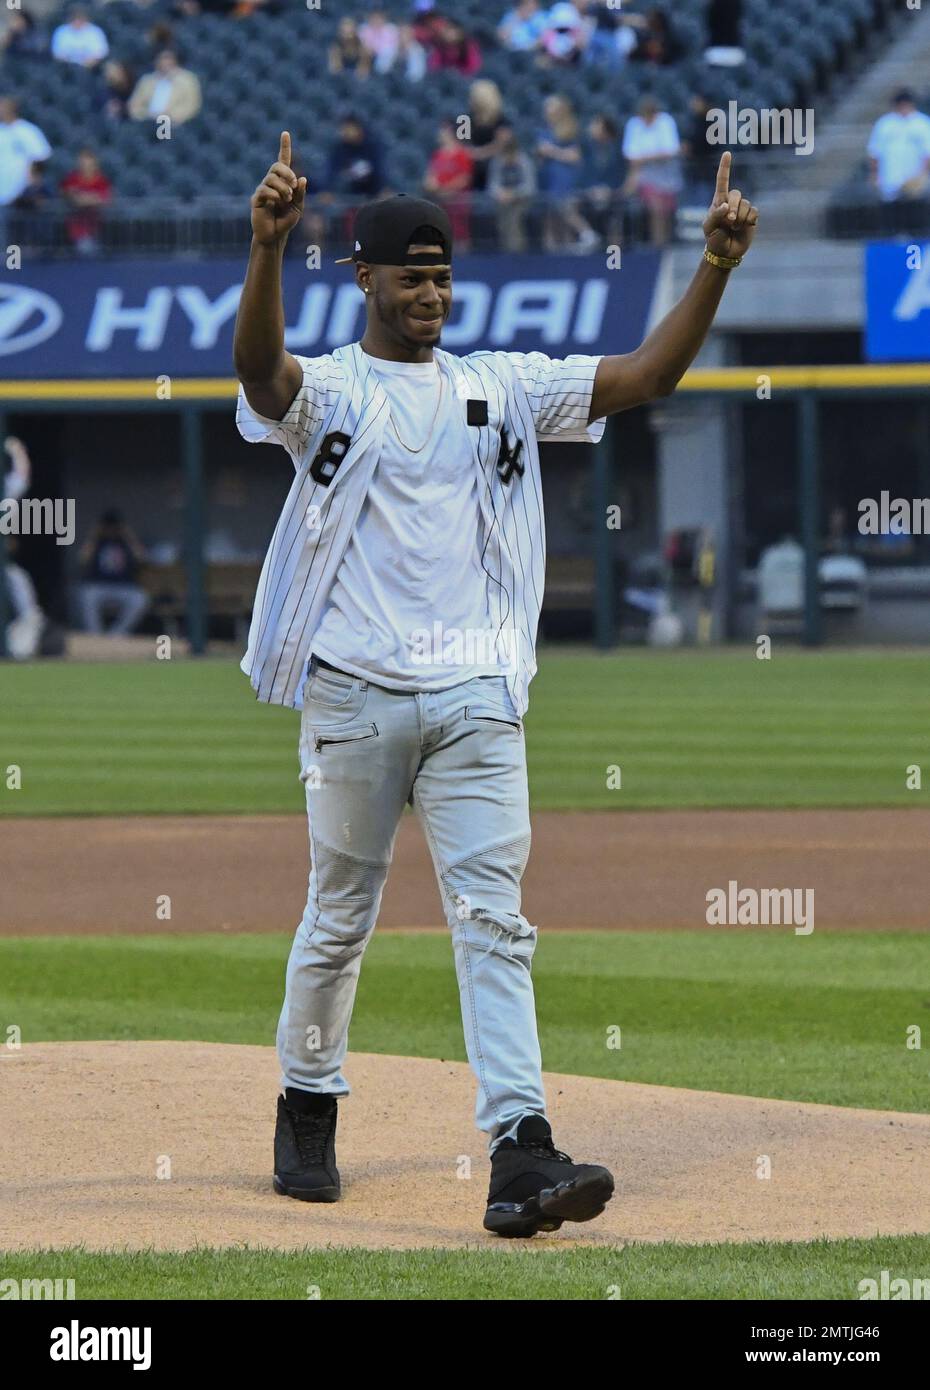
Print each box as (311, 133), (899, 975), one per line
(309, 431), (352, 486)
(497, 429), (525, 484)
(467, 398), (489, 427)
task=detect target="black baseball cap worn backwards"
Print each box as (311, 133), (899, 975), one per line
(335, 194), (453, 267)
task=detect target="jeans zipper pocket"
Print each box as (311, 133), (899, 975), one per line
(464, 707), (522, 730)
(313, 723), (378, 753)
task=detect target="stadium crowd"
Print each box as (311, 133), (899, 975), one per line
(0, 0), (725, 253)
(0, 0), (925, 254)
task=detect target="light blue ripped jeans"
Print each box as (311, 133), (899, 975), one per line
(277, 656), (547, 1151)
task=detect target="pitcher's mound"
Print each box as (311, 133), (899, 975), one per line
(1, 1042), (927, 1251)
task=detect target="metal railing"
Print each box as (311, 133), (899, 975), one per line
(8, 173), (923, 260)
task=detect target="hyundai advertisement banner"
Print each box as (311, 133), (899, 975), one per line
(865, 241), (930, 362)
(0, 254), (661, 380)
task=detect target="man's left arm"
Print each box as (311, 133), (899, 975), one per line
(589, 151), (758, 420)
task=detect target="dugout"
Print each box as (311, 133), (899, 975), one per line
(1, 372), (928, 658)
(2, 362), (929, 658)
(0, 384), (658, 656)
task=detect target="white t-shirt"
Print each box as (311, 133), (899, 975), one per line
(360, 19), (399, 65)
(622, 112), (681, 190)
(311, 354), (506, 690)
(51, 21), (109, 66)
(867, 110), (930, 199)
(623, 112), (680, 161)
(147, 77), (175, 117)
(0, 118), (52, 206)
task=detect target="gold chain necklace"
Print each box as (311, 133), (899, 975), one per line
(388, 371), (445, 455)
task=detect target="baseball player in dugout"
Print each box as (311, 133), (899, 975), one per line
(233, 132), (758, 1238)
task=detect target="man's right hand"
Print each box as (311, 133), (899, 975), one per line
(251, 131), (307, 246)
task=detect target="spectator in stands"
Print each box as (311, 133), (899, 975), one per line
(681, 91), (720, 198)
(411, 3), (442, 48)
(497, 0), (547, 53)
(423, 119), (474, 249)
(78, 510), (149, 637)
(303, 113), (388, 248)
(360, 9), (400, 73)
(466, 80), (512, 194)
(13, 161), (52, 212)
(622, 93), (681, 244)
(867, 89), (930, 202)
(328, 17), (372, 79)
(629, 7), (680, 66)
(537, 2), (585, 67)
(581, 113), (623, 245)
(322, 114), (386, 200)
(146, 21), (177, 56)
(488, 129), (536, 252)
(96, 60), (136, 122)
(129, 49), (202, 127)
(426, 17), (481, 76)
(60, 147), (113, 255)
(583, 2), (641, 69)
(51, 5), (109, 68)
(0, 97), (52, 209)
(395, 23), (427, 82)
(536, 94), (600, 252)
(0, 10), (47, 60)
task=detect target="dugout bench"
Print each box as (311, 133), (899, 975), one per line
(138, 561), (261, 644)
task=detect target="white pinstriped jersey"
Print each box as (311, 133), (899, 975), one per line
(235, 340), (605, 714)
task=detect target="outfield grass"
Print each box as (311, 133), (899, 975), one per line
(3, 1237), (929, 1300)
(2, 931), (926, 1113)
(0, 649), (927, 815)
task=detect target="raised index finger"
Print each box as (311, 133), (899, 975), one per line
(714, 150), (731, 205)
(278, 131), (292, 168)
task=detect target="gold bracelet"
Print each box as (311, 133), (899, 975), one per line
(704, 247), (742, 271)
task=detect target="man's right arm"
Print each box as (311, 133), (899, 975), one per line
(233, 131), (307, 422)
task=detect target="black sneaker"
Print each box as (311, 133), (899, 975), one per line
(273, 1093), (341, 1202)
(484, 1114), (614, 1238)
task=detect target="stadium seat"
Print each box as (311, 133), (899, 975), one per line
(0, 0), (904, 253)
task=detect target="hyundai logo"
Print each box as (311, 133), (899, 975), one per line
(0, 284), (63, 355)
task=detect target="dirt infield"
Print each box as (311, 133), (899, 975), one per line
(3, 809), (928, 935)
(1, 1041), (928, 1251)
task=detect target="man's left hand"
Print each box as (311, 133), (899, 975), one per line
(703, 151), (759, 259)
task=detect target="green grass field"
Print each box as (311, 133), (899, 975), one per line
(2, 931), (927, 1112)
(4, 1237), (929, 1301)
(1, 648), (927, 815)
(4, 929), (927, 1296)
(3, 649), (927, 1299)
